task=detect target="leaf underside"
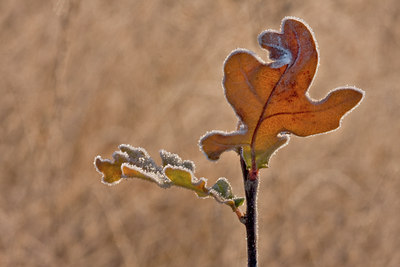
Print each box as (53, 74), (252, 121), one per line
(200, 17), (364, 169)
(94, 145), (244, 209)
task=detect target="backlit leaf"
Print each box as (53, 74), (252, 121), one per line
(94, 145), (244, 211)
(164, 167), (208, 197)
(210, 178), (245, 209)
(94, 145), (168, 186)
(200, 17), (364, 170)
(211, 178), (234, 199)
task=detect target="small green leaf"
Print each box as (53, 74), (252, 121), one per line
(209, 178), (245, 209)
(234, 197), (245, 208)
(211, 178), (234, 199)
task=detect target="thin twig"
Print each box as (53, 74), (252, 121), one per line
(240, 156), (259, 267)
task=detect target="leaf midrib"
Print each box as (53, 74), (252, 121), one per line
(248, 28), (301, 170)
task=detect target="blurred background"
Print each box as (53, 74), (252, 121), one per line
(1, 0), (399, 266)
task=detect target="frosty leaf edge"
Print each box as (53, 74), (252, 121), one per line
(94, 145), (245, 211)
(199, 17), (364, 170)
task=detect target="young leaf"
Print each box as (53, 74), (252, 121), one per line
(94, 145), (245, 212)
(212, 178), (234, 199)
(163, 167), (208, 197)
(95, 145), (168, 186)
(200, 17), (364, 170)
(210, 178), (245, 209)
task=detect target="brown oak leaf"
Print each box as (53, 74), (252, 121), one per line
(200, 17), (364, 170)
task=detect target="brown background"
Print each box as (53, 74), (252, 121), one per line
(1, 0), (399, 266)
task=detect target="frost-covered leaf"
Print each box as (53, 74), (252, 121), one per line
(94, 145), (166, 185)
(160, 150), (195, 172)
(164, 167), (208, 197)
(210, 178), (245, 209)
(234, 197), (245, 208)
(94, 152), (128, 184)
(200, 17), (364, 170)
(212, 178), (234, 199)
(94, 145), (244, 211)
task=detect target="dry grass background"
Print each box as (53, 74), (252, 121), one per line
(1, 0), (399, 266)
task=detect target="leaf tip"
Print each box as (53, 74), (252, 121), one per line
(198, 131), (222, 161)
(199, 130), (247, 162)
(94, 155), (124, 186)
(350, 86), (365, 102)
(328, 86), (365, 123)
(234, 197), (245, 208)
(93, 155), (103, 173)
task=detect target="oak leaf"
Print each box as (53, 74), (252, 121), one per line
(94, 145), (244, 209)
(200, 17), (364, 170)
